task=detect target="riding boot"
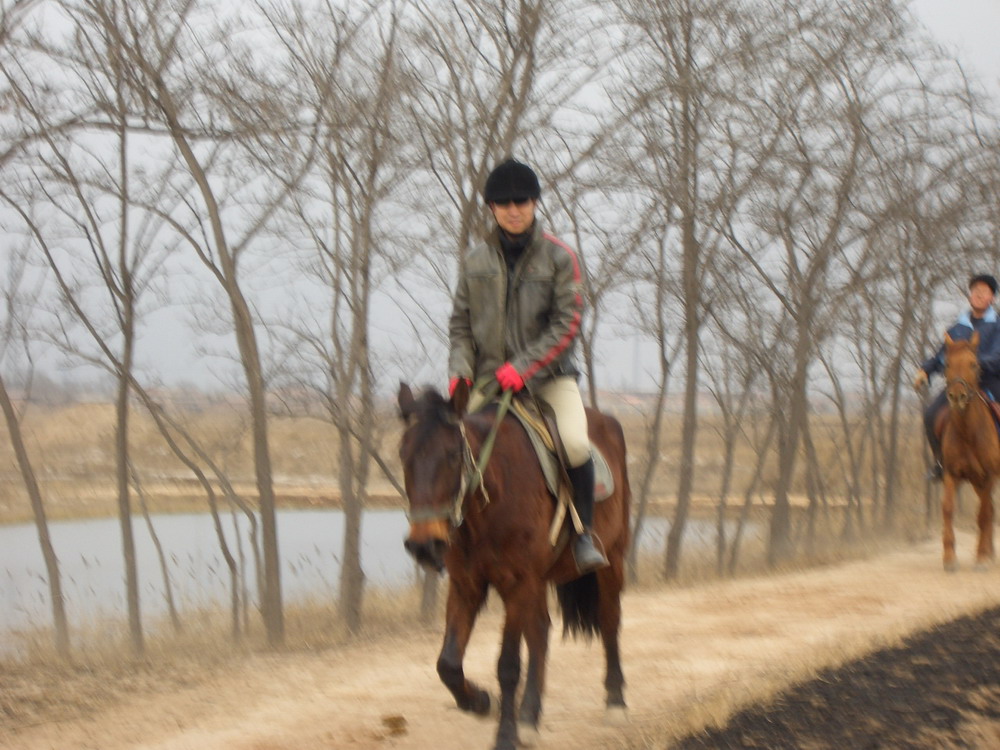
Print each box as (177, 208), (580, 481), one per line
(924, 393), (946, 481)
(566, 458), (609, 573)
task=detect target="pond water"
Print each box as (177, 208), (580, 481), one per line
(0, 509), (735, 644)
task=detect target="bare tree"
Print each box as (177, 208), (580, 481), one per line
(610, 0), (784, 578)
(0, 0), (71, 658)
(0, 247), (70, 657)
(0, 6), (183, 648)
(701, 332), (762, 576)
(263, 0), (411, 635)
(620, 221), (682, 581)
(717, 0), (916, 565)
(59, 0), (324, 645)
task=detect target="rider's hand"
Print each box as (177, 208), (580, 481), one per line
(448, 376), (472, 397)
(913, 370), (928, 392)
(495, 363), (525, 392)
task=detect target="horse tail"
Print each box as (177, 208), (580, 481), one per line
(555, 573), (600, 639)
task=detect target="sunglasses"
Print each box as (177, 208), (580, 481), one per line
(491, 198), (533, 207)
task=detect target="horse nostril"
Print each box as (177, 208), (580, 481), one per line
(403, 537), (447, 573)
(431, 538), (448, 560)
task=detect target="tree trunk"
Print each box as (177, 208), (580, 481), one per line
(880, 295), (914, 530)
(768, 321), (811, 567)
(115, 323), (143, 655)
(665, 317), (698, 580)
(664, 38), (700, 580)
(130, 463), (181, 633)
(728, 415), (777, 576)
(237, 306), (283, 646)
(715, 429), (736, 577)
(0, 375), (70, 657)
(626, 327), (671, 584)
(338, 420), (365, 634)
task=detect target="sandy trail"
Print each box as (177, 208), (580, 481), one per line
(6, 532), (1000, 750)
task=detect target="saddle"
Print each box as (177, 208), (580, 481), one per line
(988, 393), (1000, 430)
(507, 396), (615, 545)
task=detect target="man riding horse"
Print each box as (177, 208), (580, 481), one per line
(447, 158), (608, 573)
(914, 273), (1000, 480)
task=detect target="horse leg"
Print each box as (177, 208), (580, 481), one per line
(437, 582), (491, 715)
(942, 474), (958, 572)
(517, 590), (550, 734)
(597, 562), (627, 720)
(974, 480), (995, 568)
(494, 590), (541, 750)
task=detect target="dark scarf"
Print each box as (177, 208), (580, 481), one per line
(498, 226), (532, 274)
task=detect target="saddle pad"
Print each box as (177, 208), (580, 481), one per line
(989, 396), (1000, 432)
(509, 401), (614, 502)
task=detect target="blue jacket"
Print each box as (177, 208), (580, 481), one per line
(921, 308), (1000, 397)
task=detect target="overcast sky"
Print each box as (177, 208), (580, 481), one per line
(51, 1), (1000, 395)
(911, 0), (1000, 92)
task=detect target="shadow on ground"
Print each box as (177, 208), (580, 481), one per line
(672, 605), (1000, 750)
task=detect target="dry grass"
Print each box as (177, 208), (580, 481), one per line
(0, 401), (400, 522)
(0, 579), (447, 731)
(0, 398), (930, 523)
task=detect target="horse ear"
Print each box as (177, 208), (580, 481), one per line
(944, 332), (954, 346)
(971, 330), (981, 349)
(398, 382), (416, 419)
(450, 378), (469, 417)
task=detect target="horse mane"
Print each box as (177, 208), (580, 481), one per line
(409, 388), (458, 446)
(409, 387), (503, 441)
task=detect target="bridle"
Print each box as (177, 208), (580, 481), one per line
(946, 374), (985, 411)
(407, 389), (513, 528)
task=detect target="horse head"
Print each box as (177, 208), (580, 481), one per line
(398, 380), (470, 572)
(945, 331), (981, 412)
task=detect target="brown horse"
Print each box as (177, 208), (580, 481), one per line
(939, 331), (1000, 571)
(398, 380), (630, 750)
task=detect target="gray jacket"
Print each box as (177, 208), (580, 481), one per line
(448, 223), (583, 386)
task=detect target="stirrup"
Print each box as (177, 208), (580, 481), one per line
(573, 532), (609, 573)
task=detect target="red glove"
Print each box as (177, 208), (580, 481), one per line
(448, 376), (472, 397)
(495, 362), (525, 392)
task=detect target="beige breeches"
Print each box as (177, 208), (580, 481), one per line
(535, 377), (591, 467)
(470, 376), (591, 467)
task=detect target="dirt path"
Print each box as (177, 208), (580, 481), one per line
(6, 532), (1000, 750)
(675, 604), (1000, 749)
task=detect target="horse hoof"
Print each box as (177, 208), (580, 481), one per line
(944, 560), (958, 573)
(517, 724), (541, 747)
(469, 690), (495, 718)
(604, 705), (629, 727)
(975, 561), (993, 572)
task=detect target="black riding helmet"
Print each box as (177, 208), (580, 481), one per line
(969, 274), (999, 295)
(483, 159), (541, 203)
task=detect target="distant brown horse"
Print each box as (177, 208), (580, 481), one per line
(938, 332), (1000, 571)
(398, 380), (630, 750)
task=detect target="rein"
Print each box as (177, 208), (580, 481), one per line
(450, 388), (513, 526)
